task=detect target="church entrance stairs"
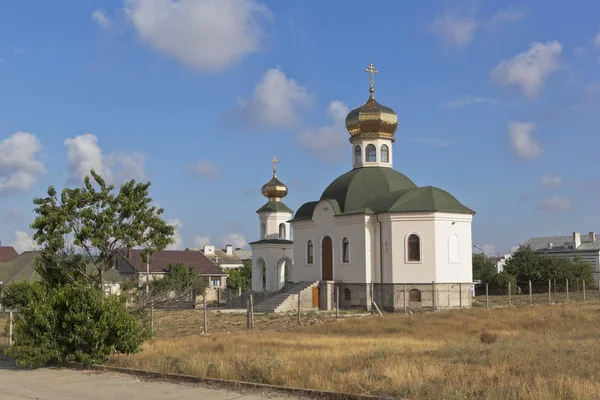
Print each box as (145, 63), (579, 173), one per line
(253, 281), (319, 313)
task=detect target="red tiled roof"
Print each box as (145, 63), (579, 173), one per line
(123, 249), (226, 276)
(0, 247), (18, 263)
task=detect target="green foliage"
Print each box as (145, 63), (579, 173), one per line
(150, 263), (208, 300)
(227, 259), (252, 292)
(489, 271), (517, 293)
(30, 170), (175, 287)
(8, 283), (148, 368)
(472, 254), (497, 284)
(503, 245), (595, 288)
(1, 281), (37, 309)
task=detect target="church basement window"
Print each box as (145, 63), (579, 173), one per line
(342, 237), (350, 263)
(381, 144), (389, 162)
(344, 288), (351, 301)
(307, 240), (314, 264)
(407, 234), (421, 262)
(409, 289), (421, 302)
(366, 144), (376, 162)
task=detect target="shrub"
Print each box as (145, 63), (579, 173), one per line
(479, 329), (498, 345)
(1, 281), (37, 309)
(8, 283), (149, 368)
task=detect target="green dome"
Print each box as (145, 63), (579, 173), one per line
(320, 167), (417, 213)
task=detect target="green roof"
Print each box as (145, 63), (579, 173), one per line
(256, 201), (293, 214)
(249, 239), (294, 245)
(0, 251), (40, 285)
(319, 167), (417, 213)
(292, 167), (474, 221)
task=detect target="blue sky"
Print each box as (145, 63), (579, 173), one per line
(1, 0), (600, 255)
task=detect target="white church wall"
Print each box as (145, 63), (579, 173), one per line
(259, 211), (293, 240)
(251, 244), (294, 292)
(433, 213), (473, 283)
(387, 213), (437, 283)
(291, 201), (370, 283)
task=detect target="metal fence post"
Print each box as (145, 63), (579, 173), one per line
(432, 281), (436, 310)
(9, 311), (13, 347)
(336, 286), (340, 318)
(485, 283), (489, 309)
(459, 283), (462, 309)
(250, 293), (254, 329)
(297, 292), (301, 326)
(246, 298), (250, 330)
(508, 282), (511, 307)
(528, 280), (532, 306)
(583, 280), (586, 302)
(566, 279), (569, 302)
(403, 282), (407, 314)
(548, 279), (551, 304)
(203, 295), (207, 335)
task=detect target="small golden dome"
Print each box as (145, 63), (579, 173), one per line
(261, 156), (288, 201)
(345, 93), (398, 141)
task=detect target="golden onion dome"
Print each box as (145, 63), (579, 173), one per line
(345, 93), (398, 141)
(345, 63), (398, 141)
(261, 157), (288, 201)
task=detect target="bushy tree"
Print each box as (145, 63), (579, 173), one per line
(227, 259), (252, 292)
(8, 283), (148, 368)
(31, 170), (175, 287)
(149, 263), (208, 302)
(472, 254), (497, 284)
(1, 281), (36, 309)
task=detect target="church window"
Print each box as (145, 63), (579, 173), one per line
(279, 223), (286, 239)
(354, 145), (362, 164)
(344, 288), (351, 301)
(261, 223), (266, 239)
(366, 144), (376, 162)
(307, 240), (314, 264)
(407, 234), (421, 262)
(342, 237), (350, 263)
(381, 144), (389, 162)
(409, 289), (421, 302)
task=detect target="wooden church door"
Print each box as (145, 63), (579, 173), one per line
(322, 236), (333, 280)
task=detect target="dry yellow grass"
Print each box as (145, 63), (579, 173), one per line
(108, 302), (600, 400)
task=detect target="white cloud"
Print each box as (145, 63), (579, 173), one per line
(0, 132), (45, 194)
(12, 231), (35, 254)
(594, 31), (600, 49)
(124, 0), (272, 72)
(192, 234), (212, 248)
(441, 96), (495, 108)
(296, 100), (348, 161)
(92, 10), (111, 28)
(489, 7), (527, 27)
(233, 68), (311, 129)
(219, 233), (246, 249)
(187, 160), (220, 179)
(491, 41), (563, 98)
(541, 175), (562, 188)
(475, 244), (496, 255)
(64, 133), (146, 184)
(507, 121), (542, 160)
(429, 7), (478, 47)
(165, 218), (184, 250)
(538, 196), (573, 212)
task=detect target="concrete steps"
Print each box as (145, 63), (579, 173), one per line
(254, 281), (318, 313)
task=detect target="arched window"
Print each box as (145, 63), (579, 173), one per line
(279, 223), (286, 239)
(354, 145), (362, 164)
(344, 288), (351, 301)
(342, 237), (350, 263)
(261, 223), (266, 239)
(381, 144), (389, 162)
(307, 240), (314, 264)
(409, 289), (421, 302)
(407, 234), (421, 262)
(366, 144), (376, 162)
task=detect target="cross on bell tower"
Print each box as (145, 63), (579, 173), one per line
(365, 63), (378, 93)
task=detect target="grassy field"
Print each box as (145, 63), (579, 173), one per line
(107, 300), (600, 400)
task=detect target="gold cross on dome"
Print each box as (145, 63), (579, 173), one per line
(365, 63), (378, 93)
(270, 156), (279, 176)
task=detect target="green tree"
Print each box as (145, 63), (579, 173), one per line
(1, 281), (36, 309)
(227, 259), (252, 292)
(149, 263), (209, 303)
(8, 282), (148, 368)
(472, 254), (497, 284)
(30, 170), (175, 287)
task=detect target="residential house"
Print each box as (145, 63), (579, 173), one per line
(188, 245), (245, 269)
(523, 232), (600, 285)
(233, 248), (252, 263)
(0, 245), (18, 263)
(115, 249), (228, 302)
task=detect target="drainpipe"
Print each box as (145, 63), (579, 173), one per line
(376, 214), (384, 308)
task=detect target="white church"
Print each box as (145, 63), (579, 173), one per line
(250, 65), (475, 312)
